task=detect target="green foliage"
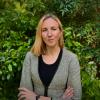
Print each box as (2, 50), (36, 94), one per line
(0, 30), (32, 99)
(82, 62), (100, 100)
(0, 0), (100, 99)
(64, 22), (100, 100)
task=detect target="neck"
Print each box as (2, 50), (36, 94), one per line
(46, 45), (60, 56)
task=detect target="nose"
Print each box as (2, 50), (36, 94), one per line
(47, 30), (52, 37)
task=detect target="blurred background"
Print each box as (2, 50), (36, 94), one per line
(0, 0), (100, 100)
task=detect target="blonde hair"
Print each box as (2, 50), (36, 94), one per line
(31, 13), (64, 56)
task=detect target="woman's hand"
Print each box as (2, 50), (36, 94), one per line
(62, 86), (74, 100)
(18, 87), (37, 100)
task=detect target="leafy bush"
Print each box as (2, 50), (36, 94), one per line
(0, 0), (100, 100)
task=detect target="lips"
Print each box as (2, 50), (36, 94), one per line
(48, 39), (54, 41)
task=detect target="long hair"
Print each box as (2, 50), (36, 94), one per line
(31, 13), (64, 56)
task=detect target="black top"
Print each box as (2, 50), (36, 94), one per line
(38, 49), (62, 88)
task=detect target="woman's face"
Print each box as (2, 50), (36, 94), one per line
(41, 18), (61, 48)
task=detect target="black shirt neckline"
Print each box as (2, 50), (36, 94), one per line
(40, 49), (62, 67)
(38, 49), (63, 96)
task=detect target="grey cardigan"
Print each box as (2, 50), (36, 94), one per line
(20, 47), (82, 100)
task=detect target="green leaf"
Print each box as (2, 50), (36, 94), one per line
(0, 70), (2, 75)
(7, 74), (10, 80)
(8, 64), (12, 72)
(12, 62), (17, 67)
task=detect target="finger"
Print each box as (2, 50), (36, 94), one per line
(64, 87), (73, 94)
(18, 87), (30, 92)
(65, 89), (74, 96)
(63, 88), (73, 99)
(18, 91), (27, 97)
(18, 94), (26, 100)
(65, 89), (73, 97)
(63, 92), (73, 100)
(64, 86), (71, 93)
(65, 88), (74, 93)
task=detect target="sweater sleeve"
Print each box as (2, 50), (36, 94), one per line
(67, 55), (82, 100)
(19, 52), (33, 91)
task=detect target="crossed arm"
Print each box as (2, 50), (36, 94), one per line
(18, 52), (81, 100)
(18, 86), (73, 100)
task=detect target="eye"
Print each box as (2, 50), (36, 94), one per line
(51, 27), (57, 30)
(42, 28), (47, 32)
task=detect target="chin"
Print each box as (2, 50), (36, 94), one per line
(46, 44), (57, 48)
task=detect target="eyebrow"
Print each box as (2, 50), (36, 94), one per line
(42, 26), (59, 29)
(42, 27), (47, 30)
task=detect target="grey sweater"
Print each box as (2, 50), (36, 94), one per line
(20, 47), (82, 100)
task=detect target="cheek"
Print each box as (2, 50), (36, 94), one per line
(41, 33), (47, 41)
(55, 31), (61, 39)
(42, 32), (46, 38)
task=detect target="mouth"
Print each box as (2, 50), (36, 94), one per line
(48, 39), (54, 41)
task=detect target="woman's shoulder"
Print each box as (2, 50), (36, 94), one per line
(63, 47), (78, 60)
(25, 51), (38, 60)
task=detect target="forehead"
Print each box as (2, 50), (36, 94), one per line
(42, 17), (59, 27)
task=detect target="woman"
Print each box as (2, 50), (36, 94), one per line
(18, 13), (82, 100)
